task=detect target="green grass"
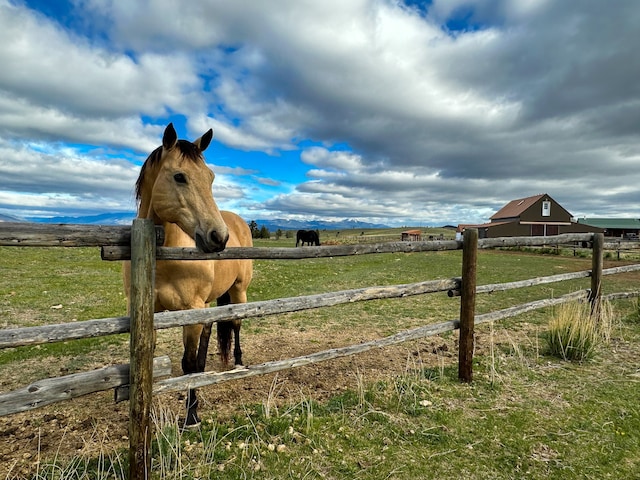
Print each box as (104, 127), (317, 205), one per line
(1, 243), (640, 479)
(0, 246), (126, 325)
(0, 246), (129, 371)
(26, 332), (640, 479)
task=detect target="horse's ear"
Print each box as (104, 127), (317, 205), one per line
(194, 129), (213, 152)
(162, 123), (178, 150)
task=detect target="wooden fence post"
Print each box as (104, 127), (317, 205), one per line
(128, 219), (156, 480)
(458, 228), (478, 383)
(590, 233), (604, 318)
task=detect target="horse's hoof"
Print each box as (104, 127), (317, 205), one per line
(183, 413), (201, 430)
(233, 364), (248, 370)
(183, 419), (201, 430)
(182, 420), (201, 431)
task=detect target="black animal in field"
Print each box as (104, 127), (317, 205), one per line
(296, 229), (320, 246)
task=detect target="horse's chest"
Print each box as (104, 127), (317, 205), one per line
(154, 261), (219, 310)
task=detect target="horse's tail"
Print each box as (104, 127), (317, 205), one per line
(216, 292), (232, 366)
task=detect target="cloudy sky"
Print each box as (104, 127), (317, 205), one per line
(0, 0), (638, 227)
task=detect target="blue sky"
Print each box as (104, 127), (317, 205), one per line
(1, 0), (639, 226)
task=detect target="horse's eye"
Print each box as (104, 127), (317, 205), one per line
(174, 173), (187, 184)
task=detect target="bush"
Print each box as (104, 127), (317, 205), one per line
(545, 300), (613, 362)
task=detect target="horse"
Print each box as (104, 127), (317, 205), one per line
(123, 123), (253, 427)
(296, 229), (320, 246)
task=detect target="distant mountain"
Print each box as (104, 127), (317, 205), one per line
(251, 218), (390, 231)
(24, 212), (137, 225)
(13, 213), (389, 230)
(0, 213), (26, 222)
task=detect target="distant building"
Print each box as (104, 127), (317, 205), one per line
(401, 229), (422, 241)
(577, 218), (640, 239)
(457, 193), (604, 239)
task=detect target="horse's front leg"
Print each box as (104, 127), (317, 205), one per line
(182, 324), (205, 427)
(232, 319), (243, 366)
(216, 292), (245, 367)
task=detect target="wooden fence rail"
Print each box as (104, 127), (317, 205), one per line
(3, 223), (640, 479)
(0, 287), (617, 416)
(100, 232), (595, 261)
(0, 356), (171, 416)
(0, 222), (163, 247)
(4, 262), (640, 350)
(101, 240), (463, 261)
(151, 290), (590, 396)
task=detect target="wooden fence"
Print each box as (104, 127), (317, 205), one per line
(2, 221), (640, 479)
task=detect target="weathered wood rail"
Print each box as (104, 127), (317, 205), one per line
(0, 356), (171, 416)
(2, 222), (640, 479)
(3, 263), (639, 350)
(0, 221), (164, 247)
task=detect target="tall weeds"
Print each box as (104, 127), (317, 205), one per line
(545, 299), (615, 362)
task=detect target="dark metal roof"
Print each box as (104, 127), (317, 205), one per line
(577, 218), (640, 229)
(490, 194), (545, 220)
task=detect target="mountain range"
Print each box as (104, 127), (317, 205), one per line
(1, 212), (390, 231)
(0, 214), (20, 222)
(250, 218), (390, 231)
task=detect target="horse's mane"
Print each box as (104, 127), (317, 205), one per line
(135, 140), (203, 201)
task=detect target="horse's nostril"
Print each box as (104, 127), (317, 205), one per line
(210, 230), (228, 249)
(195, 230), (224, 253)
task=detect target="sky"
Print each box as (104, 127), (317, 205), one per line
(0, 0), (639, 227)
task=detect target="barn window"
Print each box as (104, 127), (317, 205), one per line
(542, 201), (551, 217)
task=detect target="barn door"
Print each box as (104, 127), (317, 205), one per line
(547, 225), (559, 236)
(531, 224), (544, 236)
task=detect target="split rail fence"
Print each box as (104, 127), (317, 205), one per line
(1, 221), (640, 479)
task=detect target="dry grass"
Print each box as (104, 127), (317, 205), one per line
(545, 299), (617, 362)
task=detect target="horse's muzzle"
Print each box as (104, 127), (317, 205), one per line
(195, 229), (229, 253)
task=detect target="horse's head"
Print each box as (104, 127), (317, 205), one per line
(137, 123), (229, 253)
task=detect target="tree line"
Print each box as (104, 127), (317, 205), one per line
(248, 220), (292, 240)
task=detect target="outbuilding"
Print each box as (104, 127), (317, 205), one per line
(577, 218), (640, 239)
(457, 193), (603, 239)
(401, 230), (422, 241)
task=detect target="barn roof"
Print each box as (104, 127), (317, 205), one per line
(490, 194), (545, 220)
(490, 193), (573, 220)
(457, 221), (510, 232)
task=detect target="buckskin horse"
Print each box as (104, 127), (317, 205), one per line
(296, 229), (320, 246)
(123, 123), (253, 427)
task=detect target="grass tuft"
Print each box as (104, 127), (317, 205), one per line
(632, 298), (640, 323)
(545, 300), (615, 362)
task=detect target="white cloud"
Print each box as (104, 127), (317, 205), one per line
(0, 2), (201, 118)
(301, 148), (366, 171)
(0, 138), (138, 215)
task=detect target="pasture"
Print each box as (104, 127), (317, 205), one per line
(1, 240), (639, 479)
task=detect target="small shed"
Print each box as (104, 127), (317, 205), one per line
(401, 230), (422, 241)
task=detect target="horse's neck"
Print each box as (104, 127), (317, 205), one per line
(162, 222), (196, 247)
(136, 200), (195, 248)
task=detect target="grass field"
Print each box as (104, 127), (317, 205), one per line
(1, 237), (639, 479)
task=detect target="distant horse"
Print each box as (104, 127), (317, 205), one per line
(296, 229), (320, 246)
(123, 123), (253, 427)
